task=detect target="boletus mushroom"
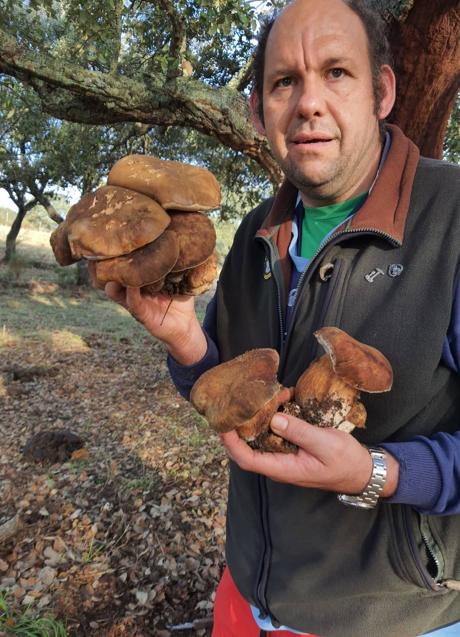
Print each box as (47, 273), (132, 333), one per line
(107, 155), (221, 212)
(190, 349), (294, 452)
(191, 328), (393, 452)
(295, 327), (393, 433)
(50, 155), (221, 299)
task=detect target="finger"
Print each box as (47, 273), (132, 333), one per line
(270, 413), (339, 457)
(220, 430), (303, 482)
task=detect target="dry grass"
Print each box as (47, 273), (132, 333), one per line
(0, 225), (55, 265)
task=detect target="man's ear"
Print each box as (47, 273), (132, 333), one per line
(377, 65), (396, 120)
(250, 89), (266, 135)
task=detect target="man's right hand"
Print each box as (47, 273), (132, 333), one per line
(105, 282), (208, 366)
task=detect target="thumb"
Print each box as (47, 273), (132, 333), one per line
(270, 413), (331, 453)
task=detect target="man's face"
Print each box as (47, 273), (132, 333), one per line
(258, 0), (393, 205)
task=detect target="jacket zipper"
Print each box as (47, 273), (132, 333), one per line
(402, 507), (446, 591)
(253, 227), (400, 620)
(251, 237), (283, 621)
(419, 514), (446, 586)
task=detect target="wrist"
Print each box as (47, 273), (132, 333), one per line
(165, 320), (208, 366)
(381, 450), (399, 498)
(338, 446), (394, 509)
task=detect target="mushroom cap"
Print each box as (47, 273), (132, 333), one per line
(66, 185), (171, 259)
(107, 155), (221, 212)
(314, 327), (393, 393)
(50, 222), (78, 266)
(162, 251), (218, 297)
(94, 230), (179, 288)
(190, 349), (287, 434)
(168, 212), (216, 272)
(182, 251), (218, 295)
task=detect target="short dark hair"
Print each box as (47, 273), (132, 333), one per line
(252, 0), (393, 123)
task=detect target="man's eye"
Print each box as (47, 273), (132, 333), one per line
(275, 77), (293, 88)
(329, 68), (345, 79)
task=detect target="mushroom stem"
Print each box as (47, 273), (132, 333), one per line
(295, 355), (359, 429)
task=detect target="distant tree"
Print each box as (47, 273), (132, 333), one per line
(0, 78), (153, 261)
(0, 79), (63, 260)
(0, 0), (457, 173)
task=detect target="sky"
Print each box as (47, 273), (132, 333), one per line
(0, 189), (15, 209)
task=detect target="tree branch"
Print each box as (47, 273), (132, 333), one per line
(33, 194), (64, 224)
(0, 27), (282, 184)
(23, 198), (38, 213)
(156, 0), (187, 78)
(227, 57), (254, 92)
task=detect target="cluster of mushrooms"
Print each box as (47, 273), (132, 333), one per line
(191, 327), (393, 452)
(50, 155), (221, 296)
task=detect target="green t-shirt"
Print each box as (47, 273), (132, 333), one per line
(300, 192), (367, 260)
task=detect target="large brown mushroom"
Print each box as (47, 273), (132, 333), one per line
(168, 212), (216, 272)
(295, 327), (393, 433)
(190, 349), (294, 451)
(107, 155), (221, 212)
(92, 231), (179, 288)
(49, 222), (78, 266)
(66, 186), (170, 260)
(191, 328), (393, 452)
(50, 155), (220, 300)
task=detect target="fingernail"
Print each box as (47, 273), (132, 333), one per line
(271, 414), (288, 432)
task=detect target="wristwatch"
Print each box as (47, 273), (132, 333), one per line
(337, 447), (387, 509)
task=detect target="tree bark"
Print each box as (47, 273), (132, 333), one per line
(389, 0), (460, 157)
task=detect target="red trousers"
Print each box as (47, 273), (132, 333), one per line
(212, 567), (317, 637)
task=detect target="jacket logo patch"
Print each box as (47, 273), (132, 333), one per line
(263, 257), (272, 280)
(388, 263), (404, 278)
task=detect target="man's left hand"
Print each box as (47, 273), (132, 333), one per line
(220, 413), (399, 497)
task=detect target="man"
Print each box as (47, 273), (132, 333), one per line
(107, 0), (460, 635)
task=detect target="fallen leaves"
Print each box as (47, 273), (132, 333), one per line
(0, 282), (227, 636)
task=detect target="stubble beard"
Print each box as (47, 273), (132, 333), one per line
(280, 154), (347, 203)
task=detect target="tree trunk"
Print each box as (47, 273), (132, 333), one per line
(4, 206), (27, 262)
(390, 0), (460, 157)
(76, 259), (90, 286)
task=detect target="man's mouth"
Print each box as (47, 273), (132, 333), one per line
(291, 133), (334, 145)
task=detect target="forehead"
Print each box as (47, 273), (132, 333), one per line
(265, 0), (370, 72)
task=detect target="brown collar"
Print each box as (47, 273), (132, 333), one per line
(255, 124), (420, 298)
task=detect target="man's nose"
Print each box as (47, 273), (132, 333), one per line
(295, 75), (326, 120)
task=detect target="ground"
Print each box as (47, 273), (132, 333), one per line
(0, 227), (227, 636)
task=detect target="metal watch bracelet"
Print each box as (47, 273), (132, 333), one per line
(337, 447), (387, 509)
